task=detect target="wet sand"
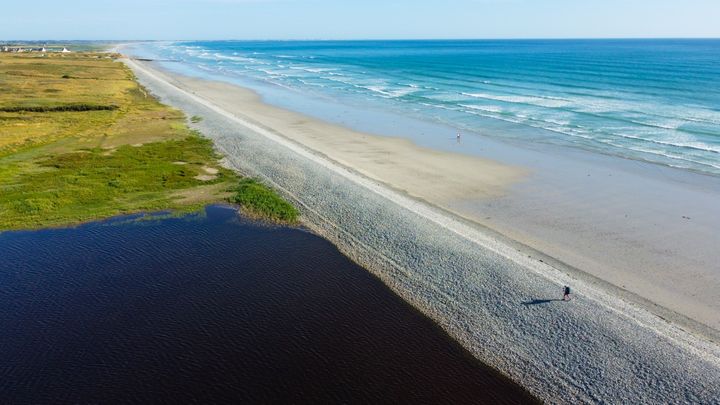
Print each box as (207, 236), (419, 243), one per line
(186, 79), (526, 203)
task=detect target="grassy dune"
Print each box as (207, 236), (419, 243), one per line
(0, 52), (297, 230)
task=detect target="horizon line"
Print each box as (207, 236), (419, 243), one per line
(2, 36), (720, 43)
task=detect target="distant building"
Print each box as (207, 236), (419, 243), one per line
(0, 45), (53, 53)
(61, 47), (71, 53)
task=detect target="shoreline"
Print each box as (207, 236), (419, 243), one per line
(122, 55), (720, 402)
(129, 55), (720, 334)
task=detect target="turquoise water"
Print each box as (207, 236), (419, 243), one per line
(138, 40), (720, 175)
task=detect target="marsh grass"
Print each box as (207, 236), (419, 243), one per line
(231, 179), (299, 224)
(0, 136), (235, 229)
(0, 52), (298, 230)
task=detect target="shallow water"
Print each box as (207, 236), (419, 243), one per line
(0, 206), (535, 403)
(130, 39), (720, 175)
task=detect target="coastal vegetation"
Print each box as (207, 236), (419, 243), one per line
(0, 52), (297, 230)
(0, 103), (118, 113)
(231, 179), (299, 223)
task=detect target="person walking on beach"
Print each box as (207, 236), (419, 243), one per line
(456, 132), (461, 142)
(563, 286), (571, 301)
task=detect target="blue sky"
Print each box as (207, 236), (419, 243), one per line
(2, 0), (719, 40)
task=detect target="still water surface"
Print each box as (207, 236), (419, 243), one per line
(0, 206), (535, 403)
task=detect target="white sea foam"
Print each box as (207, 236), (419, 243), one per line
(160, 42), (720, 175)
(459, 104), (504, 114)
(623, 146), (720, 169)
(212, 53), (266, 64)
(617, 133), (720, 154)
(289, 66), (336, 74)
(543, 118), (572, 126)
(461, 92), (573, 108)
(253, 68), (289, 77)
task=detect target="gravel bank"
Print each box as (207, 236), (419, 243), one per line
(124, 57), (720, 404)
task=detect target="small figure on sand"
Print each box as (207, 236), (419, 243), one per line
(456, 132), (461, 143)
(563, 286), (571, 301)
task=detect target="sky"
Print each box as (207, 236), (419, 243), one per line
(1, 0), (719, 40)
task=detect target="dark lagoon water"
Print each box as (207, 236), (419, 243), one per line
(0, 205), (535, 404)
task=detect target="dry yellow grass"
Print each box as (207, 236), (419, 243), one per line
(0, 53), (178, 156)
(0, 52), (297, 230)
(0, 52), (238, 230)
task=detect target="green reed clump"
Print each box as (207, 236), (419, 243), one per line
(230, 178), (299, 223)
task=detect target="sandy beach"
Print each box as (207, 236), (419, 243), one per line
(123, 56), (720, 403)
(169, 78), (528, 203)
(137, 60), (720, 333)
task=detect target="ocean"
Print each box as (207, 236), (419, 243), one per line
(132, 39), (720, 176)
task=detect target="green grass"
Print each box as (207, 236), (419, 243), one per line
(0, 136), (234, 230)
(0, 52), (299, 230)
(231, 179), (299, 223)
(190, 115), (203, 123)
